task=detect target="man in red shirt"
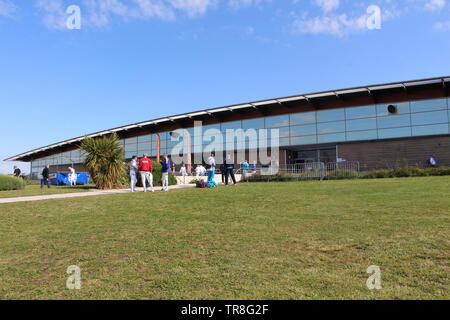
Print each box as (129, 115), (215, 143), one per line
(139, 153), (154, 192)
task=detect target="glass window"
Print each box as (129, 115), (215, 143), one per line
(410, 98), (447, 113)
(346, 118), (377, 131)
(317, 133), (346, 144)
(138, 134), (152, 143)
(377, 114), (411, 129)
(279, 138), (290, 147)
(290, 124), (317, 137)
(377, 102), (410, 116)
(319, 149), (336, 163)
(157, 132), (168, 141)
(138, 148), (151, 155)
(124, 137), (137, 144)
(264, 127), (290, 139)
(346, 130), (378, 141)
(203, 126), (222, 139)
(202, 124), (221, 134)
(265, 115), (290, 128)
(277, 126), (290, 138)
(412, 124), (449, 136)
(378, 127), (411, 139)
(296, 150), (318, 162)
(317, 121), (345, 134)
(345, 105), (377, 120)
(125, 151), (136, 159)
(167, 139), (181, 149)
(242, 118), (265, 130)
(291, 135), (317, 146)
(221, 121), (242, 131)
(125, 144), (137, 152)
(137, 141), (151, 150)
(316, 109), (345, 123)
(290, 111), (316, 126)
(411, 110), (448, 126)
(259, 136), (285, 148)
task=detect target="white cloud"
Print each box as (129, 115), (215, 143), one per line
(0, 0), (16, 17)
(228, 0), (268, 9)
(34, 0), (221, 29)
(293, 13), (367, 37)
(35, 0), (67, 29)
(425, 0), (446, 11)
(169, 0), (217, 17)
(434, 20), (450, 30)
(314, 0), (339, 13)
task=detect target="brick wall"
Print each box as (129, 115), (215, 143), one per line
(338, 135), (450, 170)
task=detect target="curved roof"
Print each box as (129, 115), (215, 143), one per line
(5, 76), (450, 162)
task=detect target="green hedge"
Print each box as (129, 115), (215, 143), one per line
(246, 166), (450, 182)
(0, 174), (26, 191)
(325, 169), (359, 180)
(135, 161), (177, 187)
(247, 172), (310, 182)
(360, 166), (450, 179)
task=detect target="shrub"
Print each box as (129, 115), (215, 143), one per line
(326, 170), (359, 180)
(360, 170), (393, 179)
(0, 174), (26, 191)
(247, 172), (302, 182)
(248, 166), (450, 182)
(361, 166), (450, 179)
(80, 133), (128, 190)
(391, 167), (426, 178)
(424, 167), (450, 176)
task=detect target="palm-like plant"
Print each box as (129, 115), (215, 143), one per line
(80, 133), (127, 190)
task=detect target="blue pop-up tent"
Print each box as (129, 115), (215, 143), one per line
(52, 172), (89, 185)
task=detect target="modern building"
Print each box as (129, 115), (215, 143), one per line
(5, 76), (450, 178)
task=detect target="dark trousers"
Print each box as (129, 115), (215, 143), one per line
(225, 168), (236, 185)
(41, 179), (50, 188)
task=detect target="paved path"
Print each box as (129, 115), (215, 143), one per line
(0, 184), (196, 204)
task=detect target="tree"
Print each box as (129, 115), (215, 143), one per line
(80, 133), (127, 190)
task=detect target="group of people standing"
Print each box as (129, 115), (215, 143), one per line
(129, 152), (246, 192)
(129, 153), (172, 193)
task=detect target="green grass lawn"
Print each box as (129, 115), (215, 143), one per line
(0, 177), (448, 299)
(0, 184), (96, 199)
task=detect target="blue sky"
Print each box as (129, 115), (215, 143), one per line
(1, 0), (450, 174)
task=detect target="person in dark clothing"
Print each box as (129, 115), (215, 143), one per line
(426, 155), (438, 168)
(13, 166), (21, 178)
(224, 155), (237, 185)
(41, 165), (51, 188)
(220, 163), (226, 184)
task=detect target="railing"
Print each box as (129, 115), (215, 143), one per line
(237, 161), (360, 182)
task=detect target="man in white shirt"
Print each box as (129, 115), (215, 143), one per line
(68, 167), (77, 186)
(195, 165), (202, 177)
(180, 164), (187, 176)
(130, 156), (138, 192)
